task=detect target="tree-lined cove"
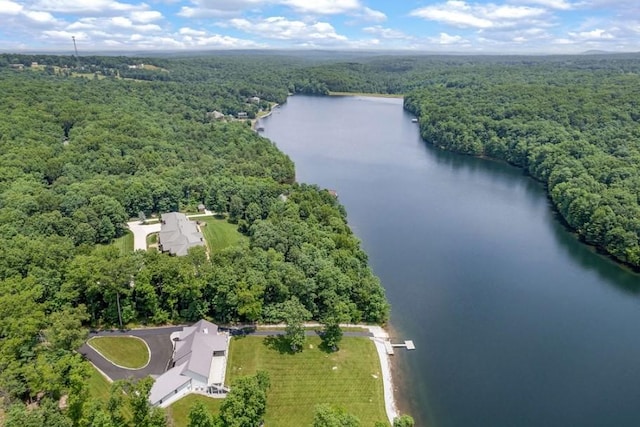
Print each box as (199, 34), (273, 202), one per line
(262, 95), (640, 427)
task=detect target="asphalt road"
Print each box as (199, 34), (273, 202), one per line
(80, 326), (181, 381)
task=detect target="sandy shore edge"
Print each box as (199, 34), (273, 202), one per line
(365, 325), (399, 424)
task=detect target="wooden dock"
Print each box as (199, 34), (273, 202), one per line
(385, 340), (415, 355)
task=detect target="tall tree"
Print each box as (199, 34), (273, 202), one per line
(187, 401), (218, 427)
(312, 404), (361, 427)
(219, 371), (270, 427)
(282, 297), (311, 352)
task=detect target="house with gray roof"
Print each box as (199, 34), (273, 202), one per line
(149, 319), (229, 407)
(159, 212), (205, 256)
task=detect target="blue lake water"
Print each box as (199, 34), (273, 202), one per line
(262, 95), (640, 427)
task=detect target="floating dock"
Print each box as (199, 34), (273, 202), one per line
(386, 340), (415, 355)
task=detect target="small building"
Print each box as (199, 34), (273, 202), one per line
(31, 62), (38, 67)
(159, 212), (205, 256)
(9, 63), (24, 70)
(237, 112), (248, 119)
(197, 203), (206, 213)
(206, 110), (225, 121)
(249, 96), (260, 103)
(149, 320), (230, 407)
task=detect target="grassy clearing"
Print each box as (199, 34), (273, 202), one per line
(112, 232), (134, 254)
(87, 336), (150, 369)
(167, 394), (223, 427)
(87, 365), (112, 402)
(86, 365), (133, 419)
(198, 217), (247, 253)
(226, 336), (387, 427)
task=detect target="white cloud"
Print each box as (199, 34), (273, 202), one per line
(31, 0), (145, 14)
(67, 16), (161, 33)
(569, 28), (614, 40)
(229, 16), (347, 43)
(511, 0), (575, 10)
(130, 10), (163, 23)
(43, 30), (88, 41)
(410, 1), (547, 29)
(280, 0), (360, 14)
(45, 24), (262, 50)
(363, 26), (410, 39)
(0, 0), (22, 15)
(361, 7), (386, 22)
(179, 27), (208, 37)
(429, 32), (467, 44)
(22, 10), (58, 24)
(178, 0), (383, 20)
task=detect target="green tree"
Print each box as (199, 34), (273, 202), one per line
(312, 404), (360, 427)
(44, 305), (89, 351)
(282, 297), (311, 352)
(321, 319), (343, 352)
(219, 372), (269, 427)
(393, 415), (415, 427)
(126, 377), (167, 427)
(5, 399), (73, 427)
(188, 401), (218, 427)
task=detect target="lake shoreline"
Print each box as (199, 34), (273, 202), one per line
(328, 91), (404, 98)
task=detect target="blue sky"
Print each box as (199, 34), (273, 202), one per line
(0, 0), (638, 53)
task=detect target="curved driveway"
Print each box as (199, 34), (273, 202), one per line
(80, 326), (182, 381)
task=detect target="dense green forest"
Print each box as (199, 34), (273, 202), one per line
(403, 61), (640, 267)
(2, 51), (640, 425)
(0, 54), (390, 426)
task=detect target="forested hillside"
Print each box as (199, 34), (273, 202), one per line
(2, 51), (640, 425)
(0, 56), (389, 425)
(404, 60), (640, 267)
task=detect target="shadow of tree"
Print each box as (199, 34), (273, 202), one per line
(263, 334), (296, 355)
(318, 338), (339, 354)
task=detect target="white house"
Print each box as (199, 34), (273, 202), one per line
(149, 320), (229, 407)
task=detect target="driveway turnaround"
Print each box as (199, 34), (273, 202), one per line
(127, 220), (161, 251)
(80, 326), (182, 381)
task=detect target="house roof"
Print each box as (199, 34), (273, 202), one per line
(174, 319), (226, 378)
(149, 319), (229, 405)
(159, 212), (205, 256)
(148, 362), (190, 405)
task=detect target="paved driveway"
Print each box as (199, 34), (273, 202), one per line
(126, 220), (161, 251)
(80, 326), (182, 381)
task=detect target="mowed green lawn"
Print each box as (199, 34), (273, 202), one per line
(226, 336), (387, 427)
(87, 336), (150, 369)
(86, 366), (133, 419)
(198, 217), (247, 253)
(87, 366), (112, 402)
(167, 394), (223, 427)
(111, 231), (134, 254)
